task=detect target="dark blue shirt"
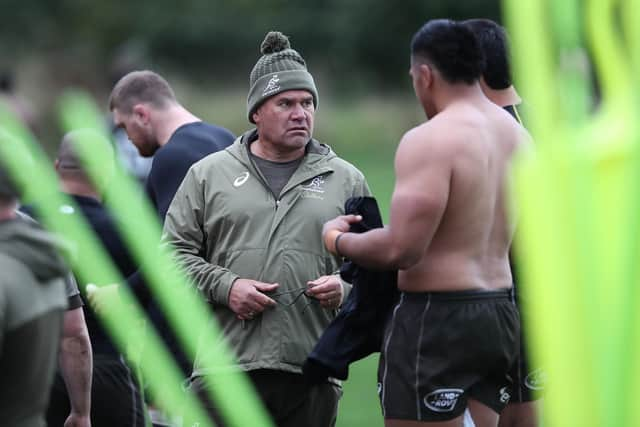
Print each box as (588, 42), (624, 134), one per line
(129, 121), (234, 375)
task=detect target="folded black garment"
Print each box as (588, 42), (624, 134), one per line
(304, 196), (399, 383)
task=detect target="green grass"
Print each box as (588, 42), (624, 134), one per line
(337, 354), (384, 427)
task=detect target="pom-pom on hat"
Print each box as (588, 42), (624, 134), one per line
(247, 31), (318, 123)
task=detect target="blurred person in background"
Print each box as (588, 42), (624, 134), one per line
(36, 131), (146, 427)
(107, 42), (154, 184)
(0, 162), (88, 427)
(107, 70), (235, 424)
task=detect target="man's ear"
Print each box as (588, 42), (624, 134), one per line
(54, 159), (60, 171)
(419, 63), (434, 89)
(132, 104), (149, 123)
(252, 108), (261, 125)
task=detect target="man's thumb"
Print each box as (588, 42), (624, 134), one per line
(254, 282), (279, 292)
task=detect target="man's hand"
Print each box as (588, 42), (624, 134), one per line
(86, 283), (121, 314)
(64, 413), (91, 427)
(306, 275), (343, 309)
(229, 279), (279, 320)
(322, 215), (362, 254)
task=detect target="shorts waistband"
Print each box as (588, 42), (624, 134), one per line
(401, 288), (513, 302)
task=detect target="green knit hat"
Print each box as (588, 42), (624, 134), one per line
(247, 31), (318, 123)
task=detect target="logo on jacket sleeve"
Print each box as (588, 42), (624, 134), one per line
(423, 388), (464, 412)
(233, 172), (250, 187)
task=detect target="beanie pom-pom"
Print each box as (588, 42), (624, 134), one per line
(260, 31), (291, 54)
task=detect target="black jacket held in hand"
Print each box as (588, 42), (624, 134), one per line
(304, 196), (399, 382)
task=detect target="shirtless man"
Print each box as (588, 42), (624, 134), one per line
(322, 19), (530, 427)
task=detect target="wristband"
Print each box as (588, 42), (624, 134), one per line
(325, 229), (342, 254)
(334, 232), (346, 258)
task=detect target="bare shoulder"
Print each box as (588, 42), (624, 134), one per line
(396, 115), (461, 169)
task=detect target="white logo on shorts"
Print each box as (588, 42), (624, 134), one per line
(377, 382), (382, 395)
(524, 368), (547, 391)
(233, 172), (250, 187)
(423, 388), (464, 412)
(499, 386), (511, 404)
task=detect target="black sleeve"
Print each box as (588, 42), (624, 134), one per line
(65, 274), (84, 310)
(126, 269), (152, 308)
(146, 145), (194, 222)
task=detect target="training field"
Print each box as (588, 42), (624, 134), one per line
(337, 355), (383, 426)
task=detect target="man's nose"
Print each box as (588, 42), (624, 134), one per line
(290, 103), (307, 120)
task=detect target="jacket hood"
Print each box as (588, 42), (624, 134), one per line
(0, 215), (70, 282)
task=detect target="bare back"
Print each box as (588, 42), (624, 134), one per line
(390, 98), (528, 292)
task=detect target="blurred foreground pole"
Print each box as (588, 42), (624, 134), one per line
(504, 0), (640, 425)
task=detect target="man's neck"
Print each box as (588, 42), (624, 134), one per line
(60, 179), (101, 201)
(479, 79), (521, 107)
(153, 105), (201, 147)
(433, 81), (487, 113)
(250, 139), (306, 163)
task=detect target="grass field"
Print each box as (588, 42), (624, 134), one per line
(336, 355), (384, 427)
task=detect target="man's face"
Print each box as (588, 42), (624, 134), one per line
(253, 90), (315, 152)
(112, 107), (159, 157)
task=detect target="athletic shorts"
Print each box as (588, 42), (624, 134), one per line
(378, 288), (520, 422)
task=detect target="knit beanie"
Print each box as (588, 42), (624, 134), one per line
(247, 31), (318, 123)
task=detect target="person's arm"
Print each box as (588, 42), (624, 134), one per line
(162, 167), (239, 303)
(163, 167), (277, 318)
(59, 306), (92, 427)
(323, 127), (451, 270)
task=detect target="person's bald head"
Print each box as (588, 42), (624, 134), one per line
(55, 130), (115, 195)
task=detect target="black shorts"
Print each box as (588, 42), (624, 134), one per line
(47, 355), (146, 427)
(378, 289), (520, 422)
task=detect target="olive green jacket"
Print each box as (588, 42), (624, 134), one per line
(0, 217), (68, 427)
(163, 130), (370, 376)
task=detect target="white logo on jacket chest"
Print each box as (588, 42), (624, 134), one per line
(233, 172), (250, 187)
(300, 176), (326, 200)
(301, 176), (325, 193)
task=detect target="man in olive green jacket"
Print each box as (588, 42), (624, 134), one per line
(163, 31), (370, 427)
